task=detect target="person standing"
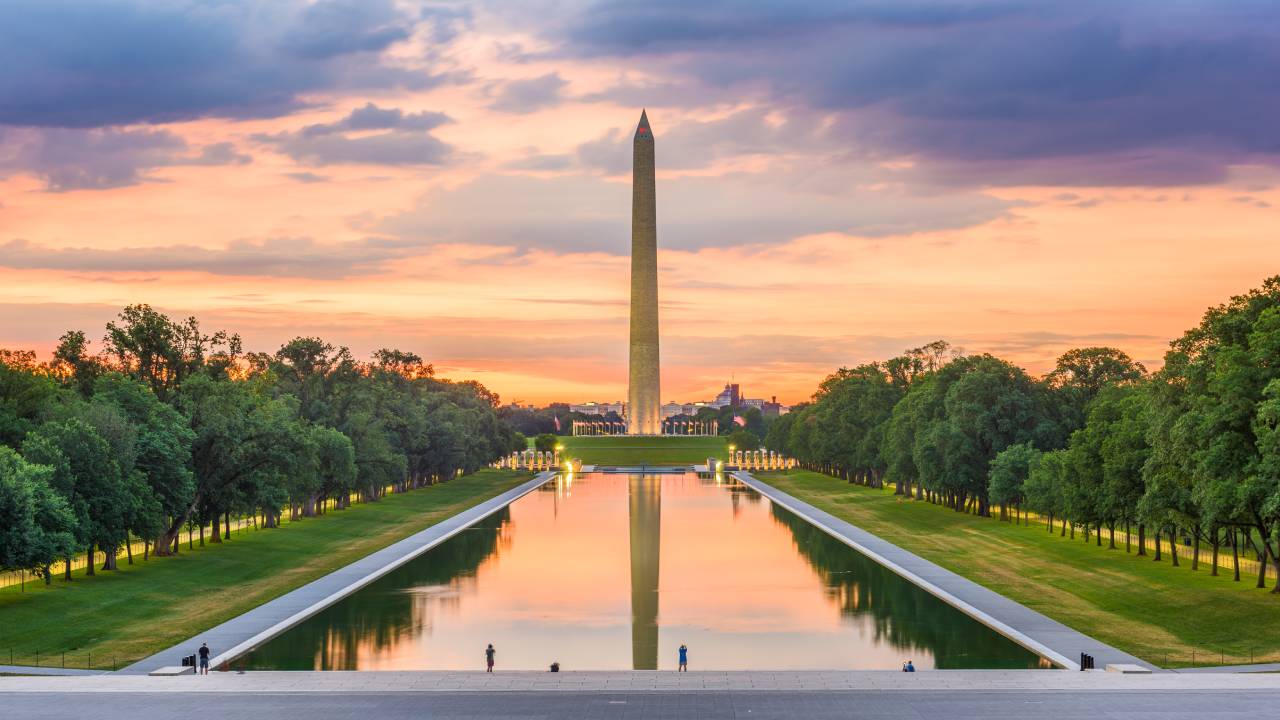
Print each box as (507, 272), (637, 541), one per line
(197, 643), (210, 675)
(678, 644), (688, 672)
(485, 644), (496, 673)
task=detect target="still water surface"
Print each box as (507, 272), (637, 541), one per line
(240, 473), (1046, 670)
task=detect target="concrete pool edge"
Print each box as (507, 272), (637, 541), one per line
(121, 471), (556, 675)
(733, 471), (1156, 672)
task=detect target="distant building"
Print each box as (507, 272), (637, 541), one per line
(661, 401), (713, 419)
(571, 401), (626, 416)
(712, 383), (741, 408)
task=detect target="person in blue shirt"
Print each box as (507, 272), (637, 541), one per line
(902, 660), (915, 672)
(678, 644), (688, 672)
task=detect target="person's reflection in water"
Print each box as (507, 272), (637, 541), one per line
(629, 474), (661, 670)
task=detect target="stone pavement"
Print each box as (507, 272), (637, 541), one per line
(121, 472), (554, 675)
(7, 687), (1278, 720)
(1, 670), (1278, 693)
(733, 472), (1154, 671)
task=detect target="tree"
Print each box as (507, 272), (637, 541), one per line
(0, 353), (58, 447)
(103, 305), (238, 400)
(1145, 278), (1280, 587)
(0, 448), (77, 583)
(1025, 449), (1067, 533)
(22, 418), (130, 575)
(989, 443), (1039, 522)
(51, 330), (104, 397)
(90, 374), (196, 554)
(533, 433), (558, 453)
(726, 429), (760, 452)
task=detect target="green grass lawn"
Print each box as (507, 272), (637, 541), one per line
(559, 435), (727, 465)
(0, 469), (532, 670)
(761, 469), (1280, 668)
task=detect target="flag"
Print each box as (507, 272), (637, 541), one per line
(554, 415), (561, 432)
(733, 415), (746, 427)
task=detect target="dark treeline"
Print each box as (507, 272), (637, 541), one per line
(766, 278), (1280, 591)
(0, 304), (523, 582)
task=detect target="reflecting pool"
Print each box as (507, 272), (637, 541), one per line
(239, 472), (1047, 670)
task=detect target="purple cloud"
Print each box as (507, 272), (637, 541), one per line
(549, 0), (1280, 186)
(0, 0), (441, 128)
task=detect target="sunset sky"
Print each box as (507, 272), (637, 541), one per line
(2, 0), (1278, 405)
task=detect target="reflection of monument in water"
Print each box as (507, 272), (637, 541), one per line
(628, 474), (661, 669)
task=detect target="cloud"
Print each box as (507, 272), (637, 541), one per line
(377, 170), (1011, 254)
(0, 127), (252, 191)
(543, 0), (1280, 186)
(284, 171), (329, 183)
(279, 0), (409, 59)
(574, 108), (838, 174)
(187, 142), (253, 166)
(0, 0), (441, 128)
(0, 236), (424, 278)
(253, 103), (453, 166)
(489, 73), (569, 114)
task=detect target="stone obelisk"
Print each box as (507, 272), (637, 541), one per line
(627, 110), (661, 435)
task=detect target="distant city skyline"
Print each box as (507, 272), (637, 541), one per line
(3, 2), (1279, 405)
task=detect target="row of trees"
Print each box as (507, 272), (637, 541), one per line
(766, 278), (1280, 591)
(0, 305), (522, 582)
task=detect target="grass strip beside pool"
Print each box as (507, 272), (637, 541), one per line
(761, 469), (1280, 668)
(0, 469), (532, 670)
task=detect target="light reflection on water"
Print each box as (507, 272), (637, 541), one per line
(239, 472), (1046, 671)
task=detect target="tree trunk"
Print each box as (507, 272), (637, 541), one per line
(102, 546), (117, 571)
(1125, 519), (1131, 553)
(126, 539), (133, 565)
(1137, 523), (1146, 557)
(64, 554), (72, 580)
(1210, 527), (1219, 577)
(85, 545), (95, 576)
(1108, 522), (1116, 550)
(1267, 537), (1280, 594)
(264, 510), (277, 529)
(1192, 525), (1200, 571)
(43, 564), (51, 585)
(144, 540), (149, 561)
(1070, 522), (1076, 540)
(199, 524), (204, 547)
(1153, 529), (1162, 561)
(223, 512), (231, 540)
(1169, 528), (1180, 567)
(210, 513), (222, 543)
(1232, 529), (1240, 582)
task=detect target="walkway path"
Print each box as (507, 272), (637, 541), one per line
(121, 472), (554, 675)
(6, 687), (1279, 720)
(734, 472), (1155, 671)
(4, 669), (1280, 692)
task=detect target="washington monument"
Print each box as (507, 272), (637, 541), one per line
(627, 110), (661, 435)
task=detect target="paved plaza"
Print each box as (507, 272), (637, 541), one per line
(2, 673), (1278, 720)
